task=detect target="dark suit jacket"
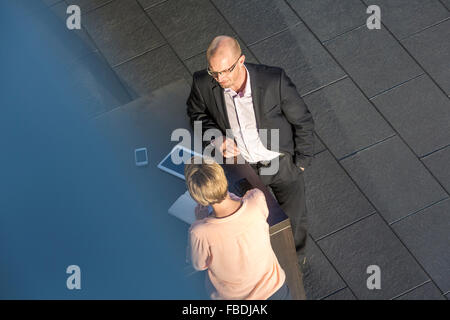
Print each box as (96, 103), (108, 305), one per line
(186, 63), (315, 169)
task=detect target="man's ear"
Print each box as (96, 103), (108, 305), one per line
(240, 54), (246, 65)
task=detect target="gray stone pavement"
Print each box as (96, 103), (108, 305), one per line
(45, 0), (450, 299)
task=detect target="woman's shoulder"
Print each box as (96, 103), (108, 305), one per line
(243, 188), (269, 218)
(243, 188), (265, 200)
(228, 188), (264, 202)
(240, 188), (266, 210)
(189, 219), (209, 236)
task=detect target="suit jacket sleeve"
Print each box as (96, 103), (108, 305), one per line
(279, 69), (315, 169)
(186, 73), (222, 147)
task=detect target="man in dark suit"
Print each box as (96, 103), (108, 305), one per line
(186, 35), (314, 261)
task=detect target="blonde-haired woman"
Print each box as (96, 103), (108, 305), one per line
(185, 157), (291, 300)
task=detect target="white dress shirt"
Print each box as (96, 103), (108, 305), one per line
(223, 65), (281, 163)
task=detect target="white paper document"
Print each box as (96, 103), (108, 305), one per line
(168, 190), (213, 225)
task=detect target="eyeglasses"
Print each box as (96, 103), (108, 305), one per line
(207, 55), (242, 79)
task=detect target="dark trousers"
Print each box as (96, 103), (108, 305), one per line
(250, 153), (308, 255)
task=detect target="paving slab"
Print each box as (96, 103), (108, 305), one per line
(212, 0), (300, 46)
(250, 23), (345, 96)
(146, 0), (237, 60)
(83, 0), (165, 66)
(304, 151), (375, 240)
(137, 0), (166, 10)
(395, 281), (445, 300)
(114, 45), (191, 97)
(66, 0), (112, 13)
(392, 198), (450, 293)
(325, 26), (422, 98)
(402, 20), (450, 95)
(371, 74), (450, 157)
(422, 146), (450, 193)
(303, 77), (394, 159)
(287, 0), (367, 42)
(318, 214), (429, 299)
(340, 135), (447, 223)
(49, 1), (98, 54)
(442, 0), (450, 10)
(34, 4), (95, 65)
(65, 51), (132, 117)
(361, 0), (449, 39)
(323, 287), (357, 300)
(302, 236), (346, 300)
(313, 132), (326, 154)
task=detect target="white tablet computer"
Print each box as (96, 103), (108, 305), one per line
(157, 144), (203, 180)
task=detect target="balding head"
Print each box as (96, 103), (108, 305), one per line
(206, 36), (241, 62)
(206, 35), (246, 91)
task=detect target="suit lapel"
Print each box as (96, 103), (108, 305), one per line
(248, 64), (262, 131)
(211, 80), (231, 130)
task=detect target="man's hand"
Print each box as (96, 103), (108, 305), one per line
(195, 204), (210, 220)
(212, 136), (240, 158)
(299, 166), (304, 172)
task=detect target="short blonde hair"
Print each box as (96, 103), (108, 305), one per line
(184, 157), (228, 206)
